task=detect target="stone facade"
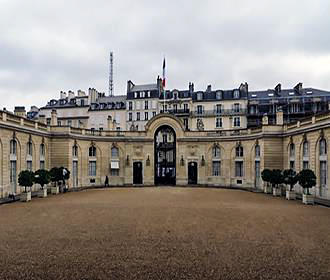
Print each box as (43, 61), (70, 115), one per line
(1, 109), (329, 200)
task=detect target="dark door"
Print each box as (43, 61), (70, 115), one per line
(188, 162), (198, 184)
(133, 161), (143, 185)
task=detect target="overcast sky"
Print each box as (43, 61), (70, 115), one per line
(1, 0), (330, 111)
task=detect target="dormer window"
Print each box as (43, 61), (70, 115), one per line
(233, 90), (240, 99)
(197, 93), (203, 100)
(216, 91), (222, 100)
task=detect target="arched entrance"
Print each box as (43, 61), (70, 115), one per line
(154, 125), (176, 185)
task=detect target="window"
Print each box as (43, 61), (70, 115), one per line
(183, 118), (188, 130)
(111, 147), (119, 158)
(233, 103), (240, 113)
(153, 111), (156, 117)
(72, 145), (78, 157)
(27, 160), (32, 171)
(290, 160), (295, 171)
(137, 112), (140, 121)
(289, 143), (295, 158)
(303, 141), (309, 157)
(10, 140), (17, 155)
(212, 161), (221, 176)
(174, 93), (177, 99)
(81, 99), (85, 106)
(255, 145), (260, 158)
(184, 104), (188, 112)
(233, 90), (240, 99)
(212, 146), (221, 158)
(216, 91), (222, 100)
(68, 120), (72, 127)
(47, 119), (51, 125)
(145, 112), (149, 121)
(197, 105), (204, 114)
(58, 120), (62, 126)
(216, 104), (222, 114)
(236, 146), (243, 157)
(216, 118), (222, 128)
(88, 161), (96, 176)
(233, 117), (240, 127)
(197, 93), (203, 100)
(27, 142), (33, 156)
(129, 102), (133, 110)
(40, 144), (45, 157)
(129, 112), (132, 121)
(111, 169), (119, 176)
(89, 146), (96, 157)
(144, 100), (149, 110)
(320, 161), (327, 186)
(235, 161), (244, 177)
(320, 139), (327, 156)
(10, 161), (17, 184)
(40, 160), (45, 170)
(303, 161), (309, 170)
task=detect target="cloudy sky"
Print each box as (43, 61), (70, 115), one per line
(1, 0), (330, 111)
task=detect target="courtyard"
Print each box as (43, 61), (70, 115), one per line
(0, 187), (329, 280)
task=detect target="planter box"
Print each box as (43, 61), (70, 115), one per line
(38, 188), (48, 198)
(273, 188), (282, 197)
(51, 186), (59, 195)
(302, 194), (314, 205)
(20, 192), (31, 202)
(264, 185), (272, 194)
(286, 190), (296, 200)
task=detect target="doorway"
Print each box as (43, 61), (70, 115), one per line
(133, 161), (143, 185)
(188, 161), (198, 184)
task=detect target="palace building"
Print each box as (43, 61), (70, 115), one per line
(0, 102), (329, 200)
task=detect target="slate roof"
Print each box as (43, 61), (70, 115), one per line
(131, 84), (158, 92)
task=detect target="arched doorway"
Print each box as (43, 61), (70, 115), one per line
(154, 125), (176, 185)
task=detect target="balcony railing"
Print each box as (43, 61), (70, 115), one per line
(191, 108), (247, 117)
(160, 109), (190, 115)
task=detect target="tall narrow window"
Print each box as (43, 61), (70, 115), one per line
(212, 145), (221, 176)
(303, 141), (309, 158)
(255, 144), (260, 158)
(10, 140), (17, 155)
(111, 146), (119, 176)
(236, 146), (243, 157)
(235, 162), (244, 177)
(89, 146), (96, 157)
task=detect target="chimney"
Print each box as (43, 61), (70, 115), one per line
(275, 83), (281, 96)
(68, 90), (75, 100)
(189, 82), (195, 93)
(51, 109), (57, 126)
(38, 114), (46, 125)
(294, 82), (303, 95)
(60, 91), (67, 99)
(276, 107), (284, 125)
(239, 82), (248, 94)
(206, 84), (212, 93)
(107, 116), (114, 130)
(127, 80), (134, 93)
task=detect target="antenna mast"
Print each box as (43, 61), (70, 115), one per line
(109, 51), (114, 96)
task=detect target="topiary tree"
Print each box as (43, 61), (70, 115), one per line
(18, 170), (35, 193)
(34, 169), (50, 190)
(283, 169), (298, 191)
(261, 169), (272, 187)
(298, 169), (316, 195)
(271, 169), (284, 189)
(49, 167), (62, 187)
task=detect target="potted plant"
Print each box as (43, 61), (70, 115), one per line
(34, 169), (50, 198)
(298, 169), (316, 205)
(18, 170), (34, 202)
(271, 169), (284, 197)
(261, 169), (272, 194)
(49, 167), (61, 194)
(283, 169), (298, 200)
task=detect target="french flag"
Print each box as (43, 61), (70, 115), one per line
(162, 58), (166, 88)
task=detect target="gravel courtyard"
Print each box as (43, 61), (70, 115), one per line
(0, 187), (329, 280)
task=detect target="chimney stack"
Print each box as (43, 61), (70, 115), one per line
(51, 109), (57, 126)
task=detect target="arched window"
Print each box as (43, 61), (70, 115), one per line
(212, 145), (221, 176)
(303, 141), (309, 157)
(10, 139), (17, 155)
(235, 145), (243, 157)
(212, 146), (221, 158)
(89, 146), (96, 157)
(320, 139), (327, 156)
(255, 145), (260, 158)
(72, 145), (78, 157)
(289, 143), (295, 158)
(27, 141), (33, 156)
(40, 144), (45, 157)
(111, 147), (119, 158)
